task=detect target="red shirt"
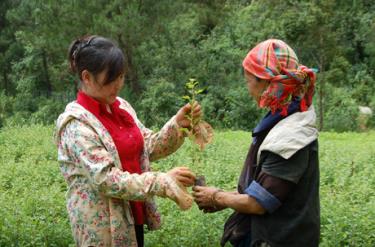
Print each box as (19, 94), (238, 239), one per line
(77, 91), (145, 225)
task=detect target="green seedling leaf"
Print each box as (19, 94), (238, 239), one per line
(195, 89), (205, 95)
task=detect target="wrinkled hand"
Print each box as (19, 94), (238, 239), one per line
(175, 101), (202, 129)
(192, 186), (224, 211)
(167, 167), (196, 187)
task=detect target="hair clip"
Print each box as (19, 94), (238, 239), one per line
(72, 36), (96, 61)
(81, 36), (96, 49)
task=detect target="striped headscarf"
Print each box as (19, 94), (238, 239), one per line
(242, 39), (317, 116)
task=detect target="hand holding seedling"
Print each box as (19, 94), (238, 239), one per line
(181, 78), (213, 150)
(192, 186), (226, 213)
(176, 101), (202, 129)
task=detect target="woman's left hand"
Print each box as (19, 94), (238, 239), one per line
(175, 101), (202, 129)
(192, 186), (221, 208)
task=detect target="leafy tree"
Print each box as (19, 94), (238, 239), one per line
(0, 0), (374, 131)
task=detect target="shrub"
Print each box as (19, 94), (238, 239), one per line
(1, 126), (375, 246)
(201, 85), (263, 131)
(137, 79), (181, 128)
(30, 97), (66, 125)
(322, 84), (359, 132)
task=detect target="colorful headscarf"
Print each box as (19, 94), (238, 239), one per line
(242, 39), (317, 116)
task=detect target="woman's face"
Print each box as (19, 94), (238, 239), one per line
(81, 70), (125, 104)
(244, 71), (269, 103)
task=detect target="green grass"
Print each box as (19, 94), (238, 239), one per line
(0, 125), (374, 246)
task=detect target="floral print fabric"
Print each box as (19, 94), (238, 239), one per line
(55, 97), (186, 246)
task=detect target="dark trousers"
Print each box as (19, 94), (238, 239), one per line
(135, 225), (144, 247)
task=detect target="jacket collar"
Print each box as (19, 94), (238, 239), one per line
(77, 91), (121, 116)
(253, 99), (301, 137)
(257, 105), (318, 163)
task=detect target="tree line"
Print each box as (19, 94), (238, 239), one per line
(0, 0), (374, 131)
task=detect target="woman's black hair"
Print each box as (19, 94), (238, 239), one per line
(68, 35), (125, 85)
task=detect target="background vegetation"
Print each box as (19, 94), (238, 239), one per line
(0, 126), (374, 246)
(0, 1), (374, 245)
(0, 0), (374, 131)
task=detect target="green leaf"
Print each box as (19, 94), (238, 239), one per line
(195, 89), (204, 94)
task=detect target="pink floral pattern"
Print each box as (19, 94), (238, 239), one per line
(55, 97), (185, 246)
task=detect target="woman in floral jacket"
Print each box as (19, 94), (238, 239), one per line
(55, 35), (200, 247)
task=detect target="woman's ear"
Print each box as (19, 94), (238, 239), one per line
(81, 70), (93, 88)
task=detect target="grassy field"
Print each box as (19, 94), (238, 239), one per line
(0, 125), (374, 246)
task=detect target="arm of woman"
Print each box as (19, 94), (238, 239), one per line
(59, 120), (194, 209)
(193, 147), (311, 214)
(120, 99), (201, 161)
(193, 187), (266, 215)
(216, 191), (266, 215)
(140, 115), (186, 162)
(144, 102), (202, 161)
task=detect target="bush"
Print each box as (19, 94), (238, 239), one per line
(0, 92), (14, 128)
(221, 86), (263, 130)
(322, 84), (359, 132)
(137, 79), (181, 128)
(30, 97), (66, 125)
(1, 94), (68, 127)
(0, 125), (72, 246)
(1, 126), (375, 246)
(369, 97), (375, 128)
(201, 85), (263, 130)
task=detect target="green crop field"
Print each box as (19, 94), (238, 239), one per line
(0, 125), (374, 246)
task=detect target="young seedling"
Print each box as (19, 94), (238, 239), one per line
(181, 78), (213, 186)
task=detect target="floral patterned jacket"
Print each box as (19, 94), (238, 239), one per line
(55, 97), (185, 247)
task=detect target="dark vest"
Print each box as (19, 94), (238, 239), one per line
(221, 130), (320, 247)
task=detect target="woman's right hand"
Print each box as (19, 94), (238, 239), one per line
(155, 168), (195, 210)
(167, 167), (196, 187)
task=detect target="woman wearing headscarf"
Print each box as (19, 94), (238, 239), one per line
(55, 35), (200, 247)
(193, 39), (319, 247)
